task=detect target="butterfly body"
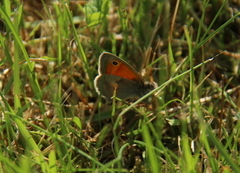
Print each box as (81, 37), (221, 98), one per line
(94, 52), (157, 101)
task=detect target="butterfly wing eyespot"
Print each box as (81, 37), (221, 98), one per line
(112, 61), (118, 66)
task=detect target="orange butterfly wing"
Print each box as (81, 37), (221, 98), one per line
(105, 59), (142, 81)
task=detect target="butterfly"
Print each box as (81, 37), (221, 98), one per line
(94, 52), (157, 101)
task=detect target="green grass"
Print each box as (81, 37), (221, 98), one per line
(0, 0), (240, 172)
